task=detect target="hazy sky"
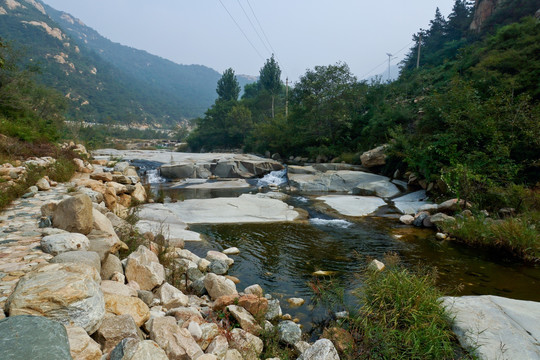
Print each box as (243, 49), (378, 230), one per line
(42, 1), (455, 82)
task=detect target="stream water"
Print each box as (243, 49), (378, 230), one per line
(133, 160), (540, 333)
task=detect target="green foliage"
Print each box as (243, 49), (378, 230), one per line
(351, 261), (462, 359)
(217, 68), (240, 102)
(441, 211), (540, 262)
(48, 157), (77, 183)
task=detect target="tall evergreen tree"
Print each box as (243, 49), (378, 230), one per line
(216, 68), (240, 102)
(259, 55), (282, 118)
(447, 0), (473, 41)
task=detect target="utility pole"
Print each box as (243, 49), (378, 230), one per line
(386, 53), (393, 82)
(285, 77), (289, 120)
(416, 34), (422, 69)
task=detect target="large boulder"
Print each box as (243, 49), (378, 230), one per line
(52, 194), (94, 235)
(6, 263), (105, 334)
(204, 273), (237, 300)
(441, 296), (540, 360)
(289, 170), (393, 193)
(65, 325), (102, 360)
(104, 294), (150, 327)
(360, 145), (388, 168)
(41, 233), (90, 256)
(92, 208), (120, 239)
(298, 339), (340, 360)
(50, 250), (101, 273)
(0, 315), (72, 360)
(125, 245), (165, 291)
(148, 316), (204, 360)
(101, 280), (138, 298)
(95, 314), (142, 354)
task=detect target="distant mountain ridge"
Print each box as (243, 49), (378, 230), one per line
(0, 0), (255, 126)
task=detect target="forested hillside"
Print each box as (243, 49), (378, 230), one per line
(0, 0), (254, 126)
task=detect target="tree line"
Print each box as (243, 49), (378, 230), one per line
(187, 0), (539, 207)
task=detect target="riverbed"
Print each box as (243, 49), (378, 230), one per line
(130, 157), (540, 334)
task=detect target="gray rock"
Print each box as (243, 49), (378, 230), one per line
(209, 259), (228, 275)
(0, 315), (72, 360)
(289, 170), (391, 193)
(137, 290), (155, 306)
(6, 263), (105, 334)
(298, 339), (340, 360)
(413, 212), (429, 227)
(114, 161), (130, 173)
(50, 250), (101, 273)
(101, 254), (123, 280)
(191, 278), (207, 296)
(430, 212), (456, 227)
(393, 190), (431, 215)
(229, 328), (263, 360)
(187, 267), (204, 282)
(36, 177), (51, 191)
(441, 296), (540, 360)
(266, 299), (282, 321)
(277, 320), (302, 345)
(38, 216), (52, 228)
(76, 187), (104, 203)
(352, 179), (400, 198)
(41, 232), (90, 256)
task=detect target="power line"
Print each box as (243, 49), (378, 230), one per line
(245, 0), (276, 56)
(236, 0), (272, 56)
(245, 0), (288, 77)
(217, 0), (265, 61)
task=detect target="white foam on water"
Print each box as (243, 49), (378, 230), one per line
(294, 196), (309, 203)
(309, 218), (353, 228)
(146, 169), (167, 184)
(257, 169), (288, 187)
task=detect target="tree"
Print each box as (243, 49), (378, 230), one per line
(216, 68), (240, 102)
(259, 55), (282, 118)
(447, 0), (473, 41)
(290, 62), (357, 154)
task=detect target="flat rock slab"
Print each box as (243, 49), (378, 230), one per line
(136, 220), (202, 242)
(317, 195), (386, 217)
(392, 190), (432, 215)
(289, 170), (395, 194)
(441, 295), (540, 360)
(162, 194), (301, 224)
(172, 179), (251, 189)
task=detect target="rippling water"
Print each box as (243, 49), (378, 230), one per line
(133, 162), (540, 333)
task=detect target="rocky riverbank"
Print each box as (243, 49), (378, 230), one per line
(0, 152), (340, 360)
(1, 147), (539, 359)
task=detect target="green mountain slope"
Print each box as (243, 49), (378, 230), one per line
(0, 0), (254, 126)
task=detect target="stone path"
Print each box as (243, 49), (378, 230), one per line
(0, 184), (69, 308)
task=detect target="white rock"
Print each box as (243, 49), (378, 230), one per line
(222, 247), (240, 255)
(441, 295), (540, 360)
(203, 273), (237, 300)
(155, 283), (188, 309)
(317, 195), (386, 217)
(41, 233), (90, 256)
(368, 259), (385, 272)
(298, 339), (340, 360)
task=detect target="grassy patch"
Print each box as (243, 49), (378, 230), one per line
(48, 157), (77, 183)
(350, 261), (464, 359)
(441, 213), (540, 262)
(308, 256), (471, 359)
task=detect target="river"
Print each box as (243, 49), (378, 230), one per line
(132, 159), (540, 334)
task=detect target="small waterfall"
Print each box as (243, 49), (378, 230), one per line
(146, 169), (167, 184)
(257, 168), (288, 188)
